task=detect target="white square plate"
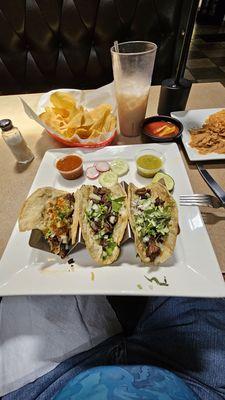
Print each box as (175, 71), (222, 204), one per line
(0, 143), (224, 297)
(172, 108), (225, 161)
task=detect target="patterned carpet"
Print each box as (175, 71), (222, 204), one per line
(185, 22), (225, 87)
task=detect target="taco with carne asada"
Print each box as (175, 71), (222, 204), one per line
(128, 182), (178, 264)
(19, 187), (79, 258)
(79, 184), (128, 265)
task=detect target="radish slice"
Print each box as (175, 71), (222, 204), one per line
(94, 161), (110, 172)
(86, 166), (99, 179)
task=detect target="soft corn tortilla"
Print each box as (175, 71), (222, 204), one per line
(128, 182), (178, 265)
(19, 187), (79, 245)
(79, 184), (128, 265)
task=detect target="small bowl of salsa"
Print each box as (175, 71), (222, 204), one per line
(56, 154), (83, 180)
(142, 115), (183, 142)
(136, 149), (165, 178)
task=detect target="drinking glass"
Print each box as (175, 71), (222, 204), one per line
(111, 41), (157, 137)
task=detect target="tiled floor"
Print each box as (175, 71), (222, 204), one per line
(185, 22), (225, 87)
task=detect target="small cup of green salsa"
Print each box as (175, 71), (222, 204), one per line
(136, 149), (165, 177)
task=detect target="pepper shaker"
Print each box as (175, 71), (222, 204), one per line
(0, 119), (34, 164)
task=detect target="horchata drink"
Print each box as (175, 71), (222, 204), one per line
(116, 83), (150, 136)
(111, 41), (157, 137)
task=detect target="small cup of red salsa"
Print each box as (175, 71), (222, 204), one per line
(56, 154), (83, 180)
(142, 115), (183, 142)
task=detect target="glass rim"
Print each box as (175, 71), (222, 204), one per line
(135, 148), (165, 162)
(111, 41), (157, 56)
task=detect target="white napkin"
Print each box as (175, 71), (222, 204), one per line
(0, 295), (121, 396)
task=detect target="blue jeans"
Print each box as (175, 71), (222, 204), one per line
(2, 297), (225, 400)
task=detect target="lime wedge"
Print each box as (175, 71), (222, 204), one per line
(99, 171), (118, 188)
(110, 159), (129, 177)
(152, 172), (174, 191)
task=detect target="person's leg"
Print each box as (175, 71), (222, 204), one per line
(126, 297), (225, 400)
(2, 334), (126, 400)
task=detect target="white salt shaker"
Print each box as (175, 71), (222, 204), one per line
(0, 119), (34, 164)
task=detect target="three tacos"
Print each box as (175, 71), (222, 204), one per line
(19, 182), (178, 265)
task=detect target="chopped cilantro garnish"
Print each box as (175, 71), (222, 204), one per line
(102, 238), (117, 259)
(86, 195), (124, 260)
(105, 240), (117, 256)
(86, 204), (107, 221)
(134, 200), (172, 240)
(111, 196), (125, 213)
(58, 211), (66, 220)
(91, 272), (95, 281)
(45, 229), (52, 238)
(137, 284), (143, 290)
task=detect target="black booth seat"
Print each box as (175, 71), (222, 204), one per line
(0, 0), (192, 94)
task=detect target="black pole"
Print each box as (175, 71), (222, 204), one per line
(157, 0), (199, 114)
(175, 0), (199, 84)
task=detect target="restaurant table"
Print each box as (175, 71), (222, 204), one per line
(0, 82), (225, 275)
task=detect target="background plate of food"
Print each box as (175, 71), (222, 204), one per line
(22, 84), (117, 148)
(171, 108), (225, 161)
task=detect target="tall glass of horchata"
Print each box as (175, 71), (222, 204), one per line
(111, 41), (157, 137)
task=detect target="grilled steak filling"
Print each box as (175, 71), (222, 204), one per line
(85, 186), (125, 260)
(132, 188), (172, 262)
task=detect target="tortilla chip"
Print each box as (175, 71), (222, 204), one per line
(75, 127), (91, 139)
(50, 92), (76, 110)
(89, 104), (112, 121)
(52, 107), (70, 119)
(88, 129), (102, 138)
(82, 110), (94, 126)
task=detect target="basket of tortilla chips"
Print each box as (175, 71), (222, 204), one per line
(37, 85), (117, 148)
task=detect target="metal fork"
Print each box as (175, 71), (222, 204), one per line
(180, 194), (223, 208)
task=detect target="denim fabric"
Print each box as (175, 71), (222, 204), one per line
(126, 297), (225, 400)
(2, 297), (225, 400)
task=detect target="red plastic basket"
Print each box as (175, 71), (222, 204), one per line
(47, 130), (117, 148)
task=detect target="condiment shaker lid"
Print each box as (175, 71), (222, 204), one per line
(0, 119), (13, 132)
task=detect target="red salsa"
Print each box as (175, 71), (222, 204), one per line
(56, 155), (82, 172)
(144, 121), (179, 138)
(56, 154), (83, 180)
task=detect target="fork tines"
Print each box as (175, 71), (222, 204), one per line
(179, 194), (212, 206)
(180, 195), (210, 201)
(179, 194), (222, 208)
(180, 194), (211, 199)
